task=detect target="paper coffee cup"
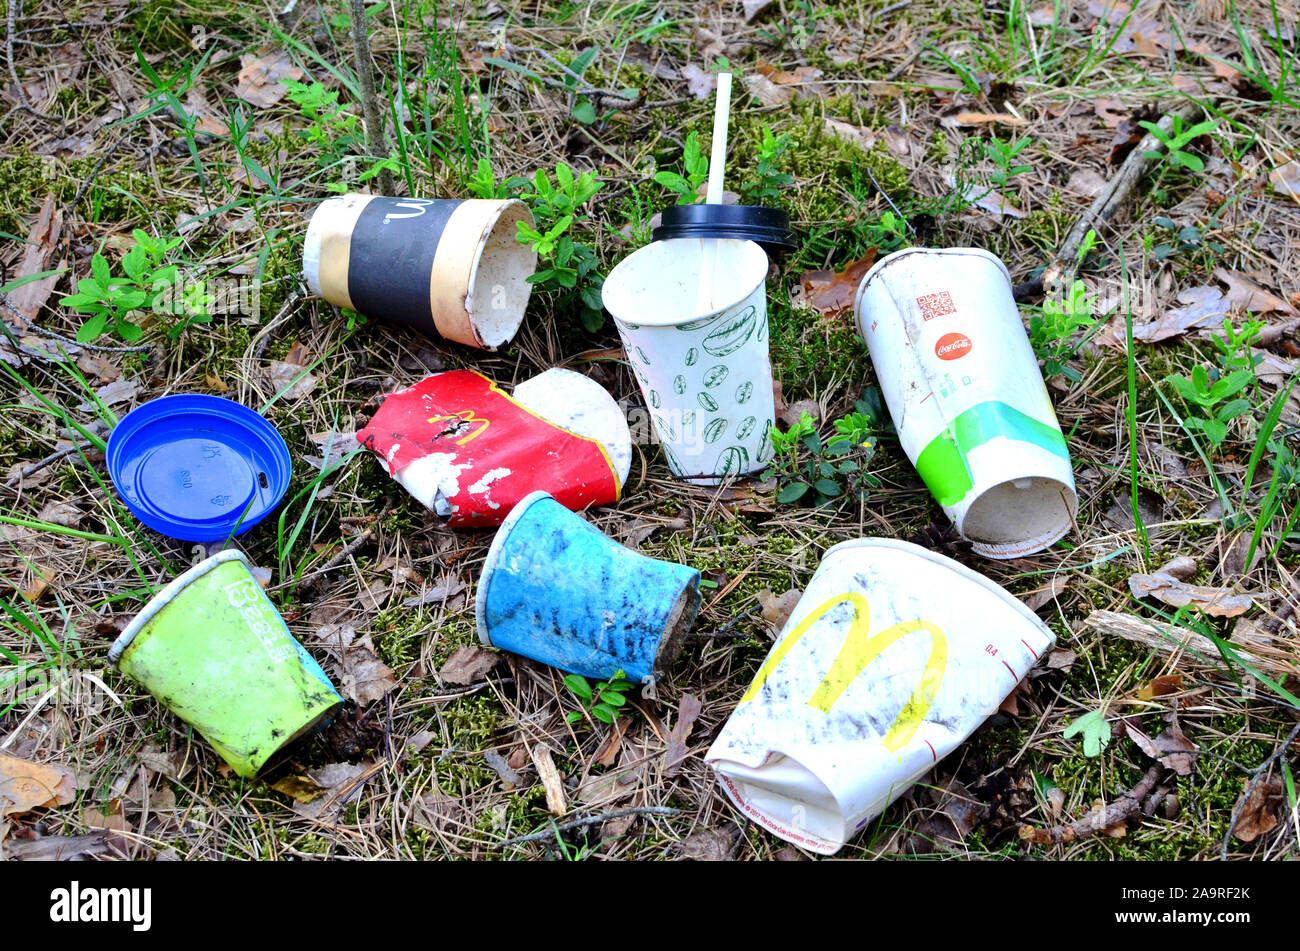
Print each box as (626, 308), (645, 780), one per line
(304, 194), (536, 349)
(109, 550), (343, 778)
(602, 238), (775, 484)
(853, 247), (1077, 559)
(355, 368), (631, 526)
(477, 491), (702, 686)
(705, 538), (1055, 855)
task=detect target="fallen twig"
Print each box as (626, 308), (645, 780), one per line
(1084, 609), (1296, 681)
(1020, 764), (1165, 844)
(4, 440), (96, 487)
(495, 806), (681, 848)
(1039, 102), (1205, 299)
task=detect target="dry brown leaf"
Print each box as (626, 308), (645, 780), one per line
(948, 176), (1024, 218)
(1270, 160), (1300, 203)
(402, 578), (467, 608)
(883, 124), (911, 156)
(778, 398), (821, 430)
(2, 831), (109, 861)
(1046, 648), (1077, 670)
(1155, 555), (1197, 580)
(262, 360), (317, 400)
(758, 588), (802, 633)
(680, 62), (715, 100)
(1020, 576), (1067, 611)
(1232, 777), (1284, 843)
(945, 111), (1027, 127)
(438, 645), (501, 685)
(1214, 268), (1300, 318)
(999, 678), (1030, 716)
(822, 117), (876, 151)
(744, 73), (793, 107)
(76, 378), (137, 411)
(798, 249), (879, 318)
(270, 774), (329, 804)
(6, 194), (63, 324)
(1137, 673), (1184, 701)
(1094, 97), (1129, 128)
(663, 693), (703, 777)
(37, 501), (81, 529)
(483, 749), (526, 786)
(592, 721), (624, 768)
(1065, 168), (1107, 198)
(766, 65), (824, 93)
(1133, 285), (1227, 342)
(1124, 718), (1197, 775)
(1127, 572), (1253, 617)
(677, 827), (735, 860)
(531, 745), (567, 816)
(235, 48), (304, 107)
(184, 88), (230, 136)
(0, 752), (76, 817)
(290, 762), (370, 819)
(316, 624), (398, 704)
(694, 26), (725, 59)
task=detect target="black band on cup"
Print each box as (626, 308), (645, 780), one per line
(346, 198), (464, 338)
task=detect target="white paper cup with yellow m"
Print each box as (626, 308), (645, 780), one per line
(705, 538), (1055, 855)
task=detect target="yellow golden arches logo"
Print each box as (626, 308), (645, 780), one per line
(739, 592), (947, 752)
(427, 410), (490, 446)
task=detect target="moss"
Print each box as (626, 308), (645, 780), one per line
(727, 109), (911, 224)
(1014, 193), (1074, 254)
(431, 695), (506, 790)
(371, 607), (425, 667)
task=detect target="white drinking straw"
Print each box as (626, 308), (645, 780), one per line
(696, 72), (733, 313)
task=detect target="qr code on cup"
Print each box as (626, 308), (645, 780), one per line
(916, 291), (955, 321)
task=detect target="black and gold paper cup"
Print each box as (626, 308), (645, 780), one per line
(303, 195), (538, 349)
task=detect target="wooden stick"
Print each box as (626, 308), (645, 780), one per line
(349, 0), (393, 195)
(1083, 610), (1295, 680)
(1021, 764), (1165, 844)
(1038, 103), (1204, 300)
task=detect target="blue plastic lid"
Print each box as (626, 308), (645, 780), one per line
(106, 394), (292, 542)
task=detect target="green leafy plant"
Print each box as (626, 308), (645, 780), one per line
(1029, 278), (1097, 382)
(512, 162), (605, 331)
(283, 79), (398, 192)
(1063, 709), (1111, 757)
(1139, 115), (1219, 173)
(985, 135), (1033, 188)
(654, 131), (709, 205)
(1146, 216), (1225, 262)
(284, 79), (359, 148)
(59, 229), (183, 343)
(564, 669), (635, 725)
(739, 124), (794, 204)
(765, 394), (884, 506)
(1165, 317), (1262, 451)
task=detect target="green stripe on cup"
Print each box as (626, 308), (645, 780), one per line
(915, 401), (1069, 507)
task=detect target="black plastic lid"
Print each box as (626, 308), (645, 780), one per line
(652, 203), (798, 255)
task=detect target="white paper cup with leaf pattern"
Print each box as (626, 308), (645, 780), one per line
(602, 238), (775, 484)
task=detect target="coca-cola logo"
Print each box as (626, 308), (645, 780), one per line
(935, 332), (971, 360)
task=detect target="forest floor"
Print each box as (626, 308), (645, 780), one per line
(1, 0), (1298, 860)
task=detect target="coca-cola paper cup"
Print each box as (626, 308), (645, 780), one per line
(854, 247), (1077, 559)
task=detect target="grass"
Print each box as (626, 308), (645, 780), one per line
(0, 0), (1297, 861)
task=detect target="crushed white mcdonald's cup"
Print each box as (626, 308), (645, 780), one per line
(705, 538), (1055, 855)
